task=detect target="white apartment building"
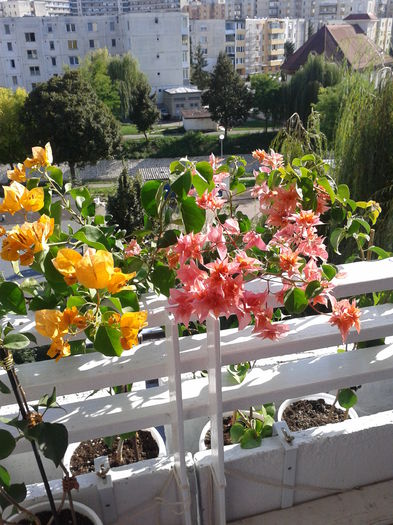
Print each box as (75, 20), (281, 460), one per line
(0, 11), (190, 100)
(283, 16), (307, 49)
(69, 0), (180, 16)
(0, 0), (71, 16)
(189, 17), (225, 70)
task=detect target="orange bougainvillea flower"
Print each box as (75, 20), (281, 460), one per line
(7, 163), (26, 183)
(108, 312), (121, 326)
(52, 248), (83, 285)
(47, 337), (71, 362)
(1, 214), (54, 265)
(0, 227), (5, 237)
(0, 182), (44, 215)
(35, 310), (69, 340)
(107, 268), (136, 294)
(74, 249), (114, 289)
(24, 143), (53, 169)
(329, 298), (361, 343)
(62, 306), (87, 330)
(120, 311), (148, 350)
(252, 149), (268, 164)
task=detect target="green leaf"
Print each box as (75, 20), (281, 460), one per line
(337, 184), (350, 201)
(151, 262), (175, 297)
(66, 296), (86, 309)
(227, 362), (250, 384)
(284, 288), (308, 314)
(69, 340), (87, 355)
(157, 230), (179, 249)
(322, 264), (337, 281)
(141, 180), (161, 218)
(26, 177), (40, 190)
(74, 226), (109, 250)
(114, 290), (139, 311)
(171, 171), (191, 200)
(368, 246), (391, 259)
(330, 228), (346, 254)
(0, 282), (26, 315)
(0, 430), (16, 460)
(318, 176), (335, 203)
(0, 466), (10, 487)
(195, 161), (213, 184)
(305, 280), (323, 300)
(51, 200), (62, 226)
(192, 173), (210, 197)
(170, 160), (185, 174)
(0, 483), (26, 511)
(338, 388), (358, 410)
(47, 166), (63, 188)
(230, 422), (245, 444)
(263, 403), (276, 419)
(94, 325), (124, 357)
(239, 428), (262, 449)
(181, 197), (206, 233)
(3, 333), (30, 350)
(36, 422), (68, 468)
(0, 381), (10, 394)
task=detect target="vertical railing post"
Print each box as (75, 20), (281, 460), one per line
(206, 315), (226, 525)
(165, 314), (192, 525)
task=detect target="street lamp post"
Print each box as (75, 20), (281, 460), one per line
(219, 133), (224, 158)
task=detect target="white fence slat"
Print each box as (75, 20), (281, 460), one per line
(2, 303), (393, 405)
(5, 342), (393, 455)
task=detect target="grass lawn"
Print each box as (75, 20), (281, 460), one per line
(120, 124), (139, 136)
(87, 183), (116, 199)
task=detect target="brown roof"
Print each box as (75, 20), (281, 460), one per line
(181, 108), (212, 119)
(344, 12), (378, 20)
(282, 24), (393, 74)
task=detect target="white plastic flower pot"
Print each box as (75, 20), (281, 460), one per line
(64, 427), (166, 472)
(277, 392), (359, 425)
(8, 499), (103, 524)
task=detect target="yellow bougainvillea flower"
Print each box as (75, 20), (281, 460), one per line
(0, 182), (44, 215)
(75, 249), (115, 290)
(108, 312), (121, 326)
(47, 337), (71, 362)
(7, 163), (26, 183)
(35, 310), (69, 340)
(52, 248), (83, 285)
(1, 215), (54, 265)
(107, 268), (136, 294)
(24, 143), (53, 169)
(0, 227), (5, 237)
(62, 306), (87, 330)
(120, 311), (148, 350)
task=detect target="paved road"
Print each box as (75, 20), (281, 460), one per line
(122, 127), (276, 140)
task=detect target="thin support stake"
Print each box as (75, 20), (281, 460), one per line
(206, 316), (226, 525)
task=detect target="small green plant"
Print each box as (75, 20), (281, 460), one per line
(230, 404), (275, 449)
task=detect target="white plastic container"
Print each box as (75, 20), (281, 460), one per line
(8, 499), (103, 524)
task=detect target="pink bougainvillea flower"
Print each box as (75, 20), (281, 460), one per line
(252, 149), (268, 164)
(196, 189), (226, 211)
(125, 239), (141, 257)
(243, 231), (267, 251)
(291, 210), (323, 229)
(329, 298), (361, 343)
(234, 251), (261, 273)
(223, 218), (240, 235)
(265, 150), (284, 170)
(174, 232), (206, 264)
(208, 225), (227, 259)
(177, 259), (207, 291)
(279, 247), (300, 276)
(168, 288), (195, 326)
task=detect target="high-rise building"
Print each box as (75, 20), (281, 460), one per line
(0, 0), (71, 16)
(0, 11), (189, 99)
(69, 0), (180, 16)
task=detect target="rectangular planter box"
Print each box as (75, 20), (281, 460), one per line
(194, 410), (393, 524)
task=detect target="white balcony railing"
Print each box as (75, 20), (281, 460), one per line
(1, 258), (393, 524)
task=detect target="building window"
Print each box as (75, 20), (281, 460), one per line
(66, 23), (76, 32)
(109, 21), (115, 31)
(69, 56), (79, 65)
(25, 32), (35, 42)
(111, 38), (116, 47)
(7, 42), (12, 51)
(183, 68), (189, 80)
(68, 40), (78, 49)
(27, 49), (38, 59)
(12, 76), (17, 86)
(199, 36), (207, 44)
(30, 66), (40, 76)
(182, 51), (188, 62)
(182, 35), (188, 45)
(127, 21), (130, 30)
(31, 83), (37, 89)
(157, 71), (160, 76)
(88, 22), (97, 31)
(49, 41), (55, 50)
(4, 24), (10, 35)
(51, 57), (56, 66)
(47, 24), (53, 33)
(10, 59), (15, 68)
(89, 39), (95, 48)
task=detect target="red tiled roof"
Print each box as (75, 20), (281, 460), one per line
(281, 24), (393, 74)
(181, 109), (212, 119)
(344, 12), (378, 20)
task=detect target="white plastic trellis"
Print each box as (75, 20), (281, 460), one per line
(2, 258), (393, 524)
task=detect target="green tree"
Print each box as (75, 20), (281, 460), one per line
(282, 54), (342, 122)
(284, 40), (295, 59)
(131, 78), (160, 140)
(314, 81), (345, 145)
(0, 87), (28, 167)
(108, 54), (142, 122)
(202, 52), (253, 138)
(107, 168), (144, 234)
(79, 49), (121, 116)
(22, 70), (121, 184)
(191, 44), (210, 90)
(250, 74), (282, 131)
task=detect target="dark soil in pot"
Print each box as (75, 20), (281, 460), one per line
(70, 431), (159, 475)
(282, 399), (347, 431)
(19, 509), (93, 524)
(204, 416), (233, 449)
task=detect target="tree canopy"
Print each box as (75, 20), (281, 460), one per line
(131, 77), (160, 140)
(191, 44), (210, 90)
(108, 53), (143, 121)
(284, 41), (295, 59)
(250, 74), (282, 131)
(107, 168), (144, 234)
(0, 87), (28, 167)
(202, 52), (253, 137)
(22, 70), (121, 183)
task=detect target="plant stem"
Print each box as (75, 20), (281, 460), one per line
(0, 487), (41, 525)
(328, 392), (339, 421)
(0, 348), (60, 525)
(116, 437), (124, 464)
(59, 462), (77, 525)
(132, 432), (140, 462)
